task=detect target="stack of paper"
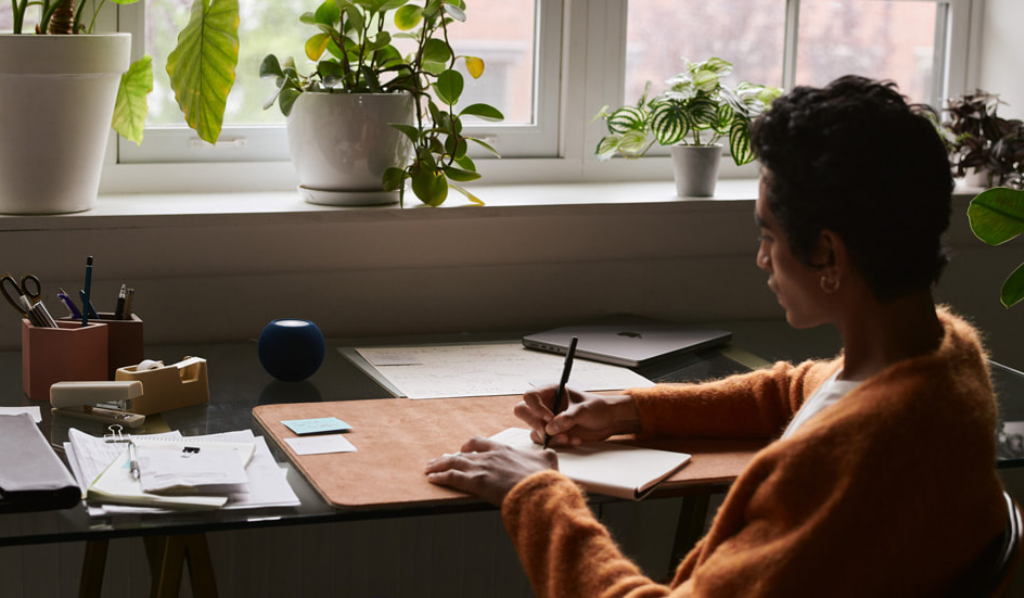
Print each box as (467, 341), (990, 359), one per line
(65, 428), (301, 515)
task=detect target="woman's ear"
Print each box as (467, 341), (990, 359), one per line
(813, 229), (848, 274)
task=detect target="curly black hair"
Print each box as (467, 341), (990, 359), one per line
(750, 75), (953, 302)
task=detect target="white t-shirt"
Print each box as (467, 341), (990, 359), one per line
(780, 371), (861, 439)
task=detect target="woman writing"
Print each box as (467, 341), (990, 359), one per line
(425, 76), (1007, 596)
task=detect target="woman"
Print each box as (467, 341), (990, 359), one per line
(425, 76), (1007, 596)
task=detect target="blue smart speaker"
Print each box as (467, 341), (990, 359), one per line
(258, 319), (326, 382)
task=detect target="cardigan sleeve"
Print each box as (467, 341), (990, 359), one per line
(628, 359), (835, 439)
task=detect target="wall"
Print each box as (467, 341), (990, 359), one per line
(978, 0), (1024, 120)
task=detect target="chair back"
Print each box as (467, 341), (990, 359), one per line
(950, 491), (1022, 597)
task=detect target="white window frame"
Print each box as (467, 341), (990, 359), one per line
(97, 0), (980, 195)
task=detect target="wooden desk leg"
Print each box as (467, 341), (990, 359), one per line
(79, 539), (109, 598)
(144, 534), (218, 598)
(668, 494), (711, 580)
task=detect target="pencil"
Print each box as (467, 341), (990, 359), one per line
(543, 336), (578, 449)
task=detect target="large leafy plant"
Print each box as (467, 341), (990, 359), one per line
(594, 57), (781, 166)
(942, 91), (1024, 189)
(968, 187), (1024, 308)
(8, 0), (240, 146)
(260, 0), (504, 207)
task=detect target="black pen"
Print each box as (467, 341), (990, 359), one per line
(114, 284), (126, 320)
(544, 336), (578, 449)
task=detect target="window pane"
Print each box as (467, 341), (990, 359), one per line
(625, 0), (787, 104)
(796, 0), (939, 104)
(142, 0), (536, 128)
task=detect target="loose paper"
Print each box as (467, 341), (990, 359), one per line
(285, 435), (357, 456)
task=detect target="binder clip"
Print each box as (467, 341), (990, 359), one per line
(104, 424), (140, 480)
(114, 356), (210, 415)
(50, 381), (146, 428)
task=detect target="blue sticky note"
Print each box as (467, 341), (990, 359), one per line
(282, 417), (352, 436)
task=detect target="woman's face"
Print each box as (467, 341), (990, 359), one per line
(755, 179), (828, 329)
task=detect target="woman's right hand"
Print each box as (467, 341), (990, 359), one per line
(514, 385), (641, 447)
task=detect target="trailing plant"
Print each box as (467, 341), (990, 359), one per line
(260, 0), (504, 207)
(594, 57), (782, 166)
(942, 90), (1024, 189)
(7, 0), (240, 146)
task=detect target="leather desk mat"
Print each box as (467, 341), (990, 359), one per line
(253, 396), (765, 509)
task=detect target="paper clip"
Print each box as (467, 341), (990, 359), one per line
(104, 424), (141, 480)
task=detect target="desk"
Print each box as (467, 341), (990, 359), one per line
(0, 319), (1021, 596)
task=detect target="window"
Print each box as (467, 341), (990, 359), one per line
(31, 0), (973, 193)
(117, 0), (560, 165)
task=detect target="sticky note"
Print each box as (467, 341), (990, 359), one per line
(285, 435), (357, 456)
(282, 417), (352, 436)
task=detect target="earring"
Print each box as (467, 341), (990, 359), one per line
(820, 276), (840, 294)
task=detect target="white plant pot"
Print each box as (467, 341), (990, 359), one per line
(0, 33), (130, 214)
(669, 144), (723, 198)
(287, 92), (415, 206)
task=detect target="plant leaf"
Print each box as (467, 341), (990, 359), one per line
(450, 181), (484, 205)
(728, 118), (755, 166)
(305, 33), (331, 61)
(166, 0), (240, 145)
(463, 55), (484, 78)
(422, 38), (452, 65)
(459, 102), (503, 122)
(1001, 262), (1024, 308)
(596, 135), (621, 161)
(394, 4), (422, 30)
(607, 105), (646, 135)
(650, 101), (690, 145)
(381, 166), (406, 192)
(434, 69), (464, 105)
(443, 166), (481, 182)
(259, 54), (284, 79)
(388, 123), (420, 142)
(112, 56), (154, 145)
(443, 3), (466, 22)
(411, 168), (449, 206)
(968, 187), (1024, 245)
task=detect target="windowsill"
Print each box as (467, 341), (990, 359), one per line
(0, 178), (986, 232)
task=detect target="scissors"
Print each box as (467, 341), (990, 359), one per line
(1, 273), (54, 326)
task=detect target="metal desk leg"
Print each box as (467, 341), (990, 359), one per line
(668, 494), (711, 580)
(144, 534), (218, 598)
(80, 540), (109, 598)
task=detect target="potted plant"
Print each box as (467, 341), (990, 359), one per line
(0, 0), (240, 214)
(260, 0), (503, 207)
(942, 90), (1024, 189)
(594, 57), (781, 197)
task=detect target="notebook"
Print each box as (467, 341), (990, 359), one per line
(522, 315), (732, 367)
(490, 428), (691, 500)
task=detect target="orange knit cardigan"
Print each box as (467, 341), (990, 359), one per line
(502, 308), (1006, 597)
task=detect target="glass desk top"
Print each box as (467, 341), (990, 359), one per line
(0, 319), (1020, 547)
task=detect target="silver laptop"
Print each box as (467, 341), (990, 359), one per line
(522, 315), (732, 368)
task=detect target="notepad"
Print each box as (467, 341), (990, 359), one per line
(490, 427), (691, 500)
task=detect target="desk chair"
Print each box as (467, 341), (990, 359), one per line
(948, 491), (1022, 597)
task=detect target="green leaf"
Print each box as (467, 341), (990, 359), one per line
(411, 168), (449, 206)
(381, 166), (406, 192)
(467, 136), (500, 157)
(314, 0), (340, 26)
(422, 38), (452, 65)
(434, 69), (464, 105)
(306, 33), (332, 61)
(728, 118), (755, 166)
(649, 101), (690, 145)
(968, 187), (1024, 245)
(443, 166), (480, 182)
(259, 54), (284, 79)
(596, 135), (621, 161)
(454, 153), (476, 171)
(112, 56), (154, 145)
(687, 97), (718, 130)
(458, 103), (503, 122)
(166, 0), (241, 145)
(389, 123), (420, 143)
(617, 129), (649, 157)
(1001, 263), (1024, 308)
(394, 4), (422, 30)
(606, 105), (646, 135)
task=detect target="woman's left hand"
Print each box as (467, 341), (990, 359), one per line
(425, 437), (558, 507)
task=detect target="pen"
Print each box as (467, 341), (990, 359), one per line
(81, 256), (93, 327)
(57, 288), (82, 319)
(123, 288), (135, 320)
(128, 439), (140, 480)
(114, 284), (126, 320)
(544, 336), (578, 449)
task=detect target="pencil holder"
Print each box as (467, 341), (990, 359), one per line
(21, 319), (108, 400)
(95, 312), (143, 380)
(59, 313), (143, 380)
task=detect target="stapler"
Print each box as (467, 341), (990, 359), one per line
(50, 381), (146, 428)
